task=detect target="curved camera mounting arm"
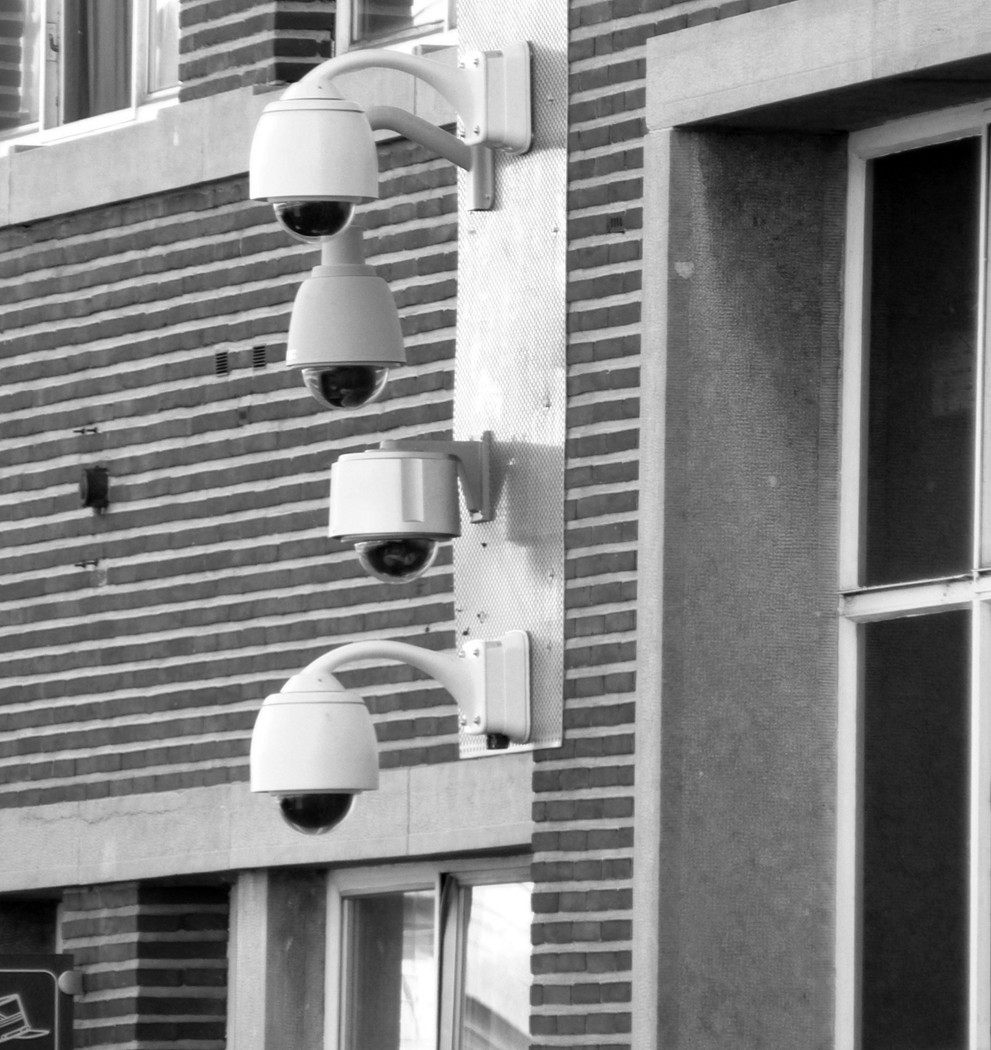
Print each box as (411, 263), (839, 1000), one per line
(367, 106), (472, 169)
(277, 44), (531, 211)
(282, 44), (533, 154)
(365, 106), (494, 211)
(284, 632), (531, 744)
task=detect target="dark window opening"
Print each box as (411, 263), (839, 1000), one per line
(864, 137), (981, 585)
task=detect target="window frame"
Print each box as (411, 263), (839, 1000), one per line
(837, 99), (991, 1050)
(335, 0), (456, 54)
(325, 857), (532, 1050)
(0, 0), (178, 151)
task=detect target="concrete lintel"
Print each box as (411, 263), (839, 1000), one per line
(1, 88), (266, 227)
(0, 752), (533, 892)
(647, 0), (991, 131)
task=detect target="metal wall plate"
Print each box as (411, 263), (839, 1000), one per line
(454, 8), (568, 755)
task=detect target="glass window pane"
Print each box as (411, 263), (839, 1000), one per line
(352, 0), (448, 44)
(344, 890), (435, 1050)
(864, 137), (980, 585)
(63, 0), (132, 123)
(0, 0), (41, 130)
(862, 612), (969, 1049)
(146, 0), (178, 94)
(460, 883), (532, 1050)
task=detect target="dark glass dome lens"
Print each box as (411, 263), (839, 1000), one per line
(355, 538), (439, 583)
(279, 793), (355, 834)
(273, 200), (355, 240)
(302, 365), (389, 410)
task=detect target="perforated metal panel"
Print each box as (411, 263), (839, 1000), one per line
(454, 8), (568, 754)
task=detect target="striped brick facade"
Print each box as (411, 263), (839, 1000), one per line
(528, 1), (801, 1045)
(0, 1), (846, 1049)
(0, 138), (458, 810)
(179, 0), (336, 102)
(61, 883), (229, 1049)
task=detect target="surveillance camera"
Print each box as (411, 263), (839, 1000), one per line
(273, 200), (356, 242)
(286, 228), (405, 412)
(250, 628), (533, 834)
(328, 438), (493, 582)
(249, 683), (379, 835)
(249, 94), (379, 227)
(355, 537), (439, 583)
(302, 364), (389, 410)
(329, 449), (462, 582)
(277, 793), (355, 834)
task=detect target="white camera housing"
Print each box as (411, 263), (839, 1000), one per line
(249, 675), (379, 834)
(249, 95), (379, 240)
(329, 438), (491, 583)
(286, 228), (405, 410)
(250, 633), (531, 833)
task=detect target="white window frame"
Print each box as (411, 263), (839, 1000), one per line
(335, 0), (456, 54)
(0, 0), (178, 152)
(837, 98), (991, 1050)
(325, 857), (532, 1050)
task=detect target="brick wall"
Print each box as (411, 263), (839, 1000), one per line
(179, 0), (335, 102)
(526, 1), (802, 1046)
(61, 882), (229, 1049)
(0, 2), (815, 1047)
(0, 140), (458, 808)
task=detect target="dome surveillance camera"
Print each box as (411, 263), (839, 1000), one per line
(328, 438), (492, 583)
(355, 537), (439, 583)
(273, 199), (356, 242)
(302, 364), (389, 410)
(329, 449), (463, 582)
(278, 792), (355, 834)
(249, 94), (379, 226)
(286, 228), (406, 412)
(250, 685), (379, 835)
(251, 631), (533, 833)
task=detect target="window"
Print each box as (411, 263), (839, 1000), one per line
(336, 0), (456, 52)
(327, 862), (532, 1050)
(838, 105), (991, 1050)
(0, 0), (178, 142)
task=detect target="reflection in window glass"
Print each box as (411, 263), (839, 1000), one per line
(865, 137), (980, 585)
(344, 890), (435, 1050)
(147, 0), (178, 93)
(63, 0), (132, 123)
(862, 612), (969, 1049)
(0, 0), (42, 130)
(352, 0), (448, 44)
(460, 883), (532, 1050)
